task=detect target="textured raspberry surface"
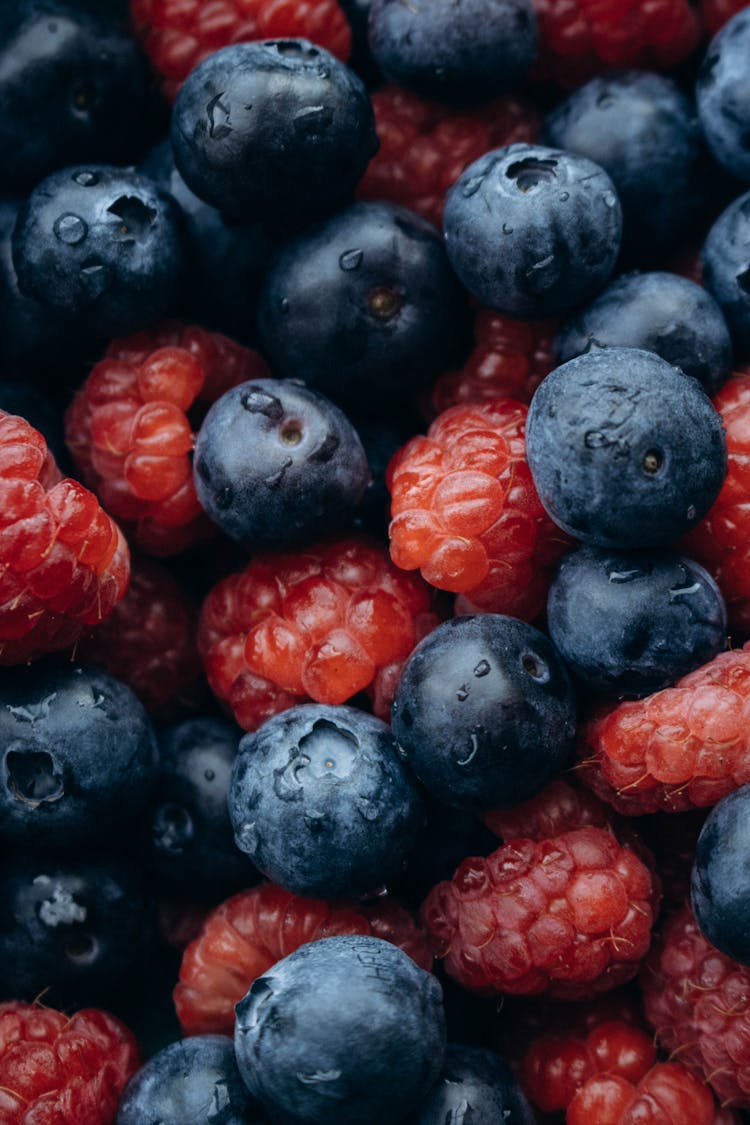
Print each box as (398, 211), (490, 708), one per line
(700, 0), (750, 34)
(422, 827), (656, 1000)
(0, 412), (130, 665)
(198, 535), (438, 731)
(174, 881), (433, 1035)
(566, 1062), (716, 1125)
(578, 645), (750, 816)
(0, 1001), (139, 1125)
(387, 400), (570, 619)
(131, 0), (352, 101)
(358, 86), (540, 230)
(484, 779), (615, 843)
(65, 322), (268, 557)
(77, 555), (205, 722)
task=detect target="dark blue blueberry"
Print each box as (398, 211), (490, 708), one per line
(234, 935), (446, 1124)
(0, 664), (158, 849)
(368, 0), (537, 104)
(229, 704), (424, 898)
(194, 379), (370, 549)
(171, 39), (377, 224)
(697, 10), (750, 183)
(151, 718), (258, 900)
(117, 1035), (266, 1125)
(0, 380), (67, 466)
(444, 143), (622, 317)
(702, 190), (750, 357)
(257, 201), (470, 414)
(544, 71), (707, 255)
(391, 615), (576, 811)
(11, 165), (186, 338)
(547, 546), (727, 698)
(407, 1045), (535, 1125)
(691, 784), (750, 966)
(555, 271), (733, 396)
(526, 348), (728, 547)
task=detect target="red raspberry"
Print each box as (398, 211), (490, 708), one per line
(577, 645), (750, 817)
(65, 322), (268, 558)
(484, 778), (615, 843)
(130, 0), (352, 102)
(357, 85), (540, 230)
(566, 1062), (716, 1125)
(701, 0), (750, 34)
(421, 826), (657, 1001)
(387, 400), (571, 620)
(198, 535), (439, 731)
(0, 1000), (139, 1124)
(0, 412), (129, 665)
(174, 881), (433, 1035)
(76, 555), (206, 723)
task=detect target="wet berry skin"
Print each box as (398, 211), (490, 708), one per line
(391, 615), (576, 812)
(234, 934), (446, 1124)
(257, 201), (470, 413)
(228, 703), (424, 899)
(702, 190), (750, 358)
(11, 165), (186, 338)
(547, 546), (728, 698)
(526, 348), (728, 548)
(691, 784), (750, 966)
(697, 9), (750, 183)
(171, 39), (377, 225)
(444, 143), (622, 318)
(408, 1045), (535, 1124)
(194, 379), (370, 549)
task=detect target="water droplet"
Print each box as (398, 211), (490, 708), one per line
(461, 174), (485, 198)
(603, 191), (617, 208)
(502, 222), (514, 235)
(456, 684), (469, 702)
(54, 213), (87, 245)
(339, 248), (363, 271)
(73, 170), (98, 186)
(280, 297), (290, 314)
(559, 191), (569, 202)
(456, 734), (479, 767)
(473, 660), (490, 678)
(687, 504), (697, 520)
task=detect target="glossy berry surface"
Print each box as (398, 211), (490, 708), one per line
(484, 777), (617, 844)
(410, 1044), (535, 1124)
(233, 934), (446, 1124)
(702, 190), (750, 357)
(698, 9), (750, 182)
(691, 784), (750, 966)
(567, 1062), (716, 1125)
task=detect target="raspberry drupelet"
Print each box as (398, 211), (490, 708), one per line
(0, 411), (129, 665)
(484, 778), (616, 843)
(567, 1062), (717, 1125)
(65, 322), (268, 558)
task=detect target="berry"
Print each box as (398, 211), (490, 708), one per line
(526, 348), (728, 548)
(198, 535), (437, 731)
(174, 881), (432, 1036)
(0, 411), (129, 666)
(422, 826), (657, 999)
(702, 190), (750, 358)
(691, 784), (750, 966)
(391, 614), (576, 811)
(411, 1044), (536, 1124)
(358, 85), (540, 229)
(387, 399), (570, 618)
(0, 381), (66, 470)
(228, 703), (424, 898)
(444, 143), (622, 318)
(171, 40), (376, 224)
(701, 0), (750, 35)
(0, 1000), (139, 1125)
(131, 0), (352, 103)
(484, 778), (622, 843)
(566, 1062), (716, 1125)
(233, 934), (446, 1124)
(698, 10), (750, 183)
(65, 321), (267, 557)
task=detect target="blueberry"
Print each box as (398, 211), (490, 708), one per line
(555, 271), (733, 396)
(171, 39), (377, 224)
(194, 379), (370, 549)
(526, 348), (728, 547)
(407, 1045), (536, 1124)
(229, 704), (424, 898)
(391, 615), (576, 811)
(544, 71), (707, 254)
(11, 165), (186, 337)
(257, 201), (470, 413)
(547, 546), (727, 697)
(0, 664), (158, 848)
(697, 10), (750, 183)
(234, 935), (446, 1124)
(368, 0), (537, 104)
(444, 143), (622, 317)
(117, 1035), (265, 1125)
(702, 190), (750, 357)
(691, 784), (750, 966)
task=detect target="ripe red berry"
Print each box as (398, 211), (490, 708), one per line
(566, 1062), (716, 1125)
(484, 778), (615, 843)
(700, 0), (750, 35)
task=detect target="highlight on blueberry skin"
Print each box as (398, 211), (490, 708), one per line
(697, 8), (750, 183)
(407, 1044), (536, 1125)
(691, 784), (750, 967)
(702, 190), (750, 357)
(234, 934), (446, 1124)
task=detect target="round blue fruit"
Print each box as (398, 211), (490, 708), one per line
(702, 190), (750, 358)
(408, 1045), (536, 1124)
(697, 9), (750, 183)
(691, 784), (750, 966)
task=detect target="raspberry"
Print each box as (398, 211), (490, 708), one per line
(65, 322), (268, 557)
(130, 0), (352, 102)
(566, 1062), (716, 1125)
(387, 400), (570, 620)
(357, 85), (540, 230)
(701, 0), (750, 35)
(76, 555), (205, 723)
(198, 535), (439, 731)
(484, 778), (615, 843)
(174, 881), (433, 1035)
(421, 826), (657, 1000)
(0, 411), (129, 665)
(0, 1000), (139, 1124)
(577, 645), (750, 817)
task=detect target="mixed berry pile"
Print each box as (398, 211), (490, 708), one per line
(2, 0), (750, 1121)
